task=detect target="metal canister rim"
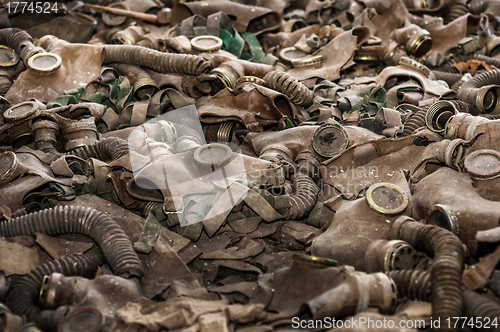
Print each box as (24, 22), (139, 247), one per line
(365, 182), (408, 215)
(0, 45), (20, 68)
(406, 29), (432, 57)
(291, 54), (323, 68)
(235, 76), (265, 87)
(27, 52), (62, 75)
(311, 123), (349, 158)
(190, 35), (223, 52)
(3, 101), (42, 122)
(0, 151), (19, 186)
(464, 149), (500, 180)
(425, 100), (458, 133)
(279, 47), (308, 65)
(193, 143), (233, 169)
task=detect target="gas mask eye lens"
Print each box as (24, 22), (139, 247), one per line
(0, 45), (19, 68)
(464, 149), (500, 179)
(27, 52), (62, 75)
(366, 182), (408, 215)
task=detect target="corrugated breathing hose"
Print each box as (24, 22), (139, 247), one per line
(0, 205), (143, 278)
(287, 172), (319, 220)
(263, 71), (314, 108)
(0, 28), (32, 51)
(449, 99), (480, 115)
(390, 216), (464, 332)
(443, 1), (469, 24)
(386, 270), (431, 302)
(480, 113), (500, 119)
(469, 0), (500, 18)
(0, 28), (42, 64)
(67, 137), (130, 162)
(0, 71), (12, 97)
(103, 45), (212, 76)
(6, 246), (104, 331)
(388, 270), (500, 332)
(450, 79), (463, 92)
(463, 287), (500, 332)
(456, 69), (500, 113)
(430, 70), (463, 88)
(402, 107), (427, 136)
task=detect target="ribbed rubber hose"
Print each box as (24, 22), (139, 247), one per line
(443, 2), (469, 24)
(386, 270), (431, 302)
(103, 45), (212, 76)
(0, 28), (38, 62)
(107, 63), (153, 84)
(402, 108), (427, 137)
(11, 208), (28, 218)
(439, 54), (500, 94)
(10, 202), (40, 219)
(58, 233), (94, 243)
(287, 172), (319, 220)
(469, 0), (500, 18)
(451, 79), (463, 92)
(488, 271), (500, 297)
(449, 99), (480, 115)
(6, 246), (103, 331)
(480, 113), (500, 119)
(390, 216), (464, 332)
(430, 71), (462, 88)
(389, 271), (500, 332)
(0, 205), (143, 278)
(463, 288), (500, 332)
(263, 71), (314, 108)
(67, 137), (130, 162)
(456, 69), (500, 112)
(0, 72), (12, 97)
(431, 64), (460, 73)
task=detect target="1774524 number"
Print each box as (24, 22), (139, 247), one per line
(5, 2), (60, 14)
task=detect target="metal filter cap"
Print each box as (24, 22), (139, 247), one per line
(291, 54), (323, 68)
(193, 143), (232, 169)
(58, 307), (104, 332)
(28, 52), (62, 75)
(102, 3), (129, 26)
(366, 182), (408, 215)
(279, 47), (308, 64)
(190, 35), (223, 52)
(312, 123), (349, 158)
(464, 149), (500, 179)
(0, 45), (20, 68)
